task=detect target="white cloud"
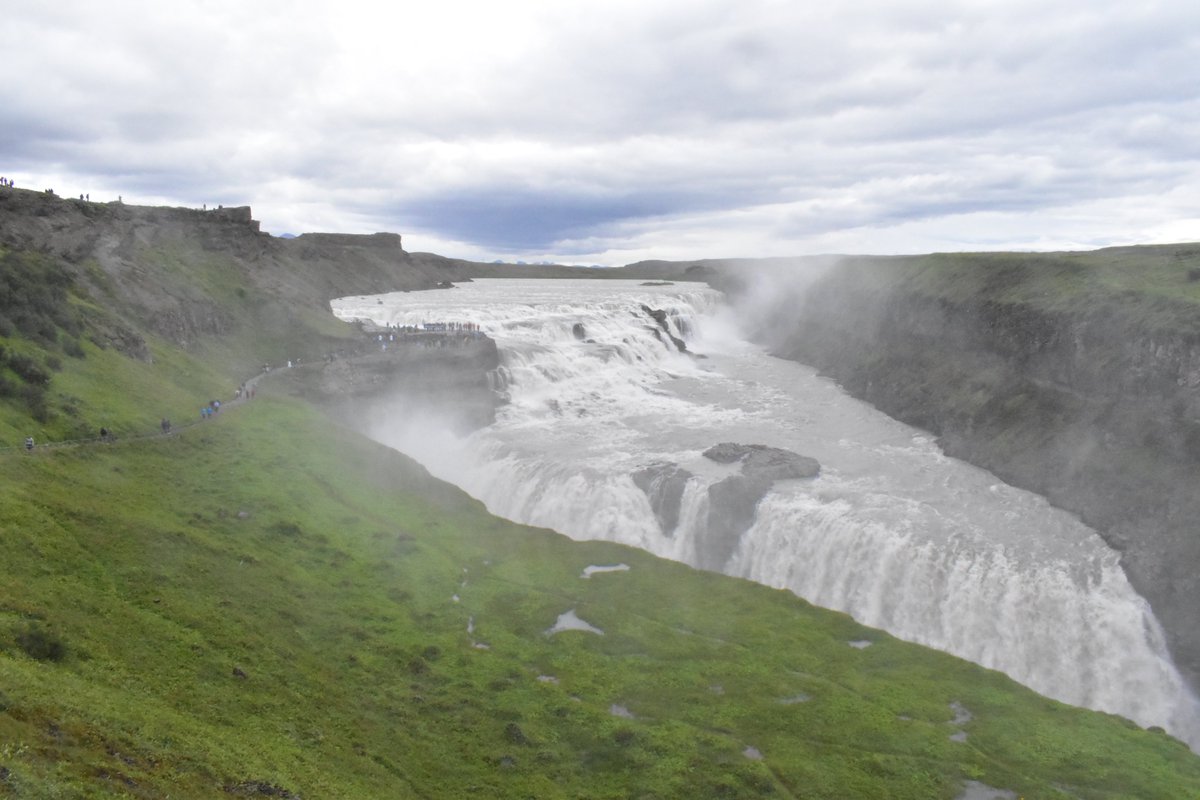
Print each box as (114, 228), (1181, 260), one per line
(3, 0), (1199, 264)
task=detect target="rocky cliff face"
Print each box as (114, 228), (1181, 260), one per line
(277, 333), (501, 435)
(0, 188), (460, 349)
(740, 253), (1200, 692)
(0, 188), (501, 435)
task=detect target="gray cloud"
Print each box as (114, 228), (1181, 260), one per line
(3, 0), (1199, 264)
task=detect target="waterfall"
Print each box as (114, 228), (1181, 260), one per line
(333, 278), (1200, 749)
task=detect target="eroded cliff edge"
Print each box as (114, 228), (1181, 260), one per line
(275, 331), (501, 435)
(728, 249), (1200, 692)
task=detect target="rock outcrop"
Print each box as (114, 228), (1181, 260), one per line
(631, 463), (694, 537)
(696, 443), (821, 571)
(282, 334), (501, 435)
(0, 188), (462, 349)
(633, 444), (820, 571)
(703, 443), (821, 480)
(640, 304), (688, 352)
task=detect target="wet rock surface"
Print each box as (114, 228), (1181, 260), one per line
(282, 335), (501, 435)
(703, 443), (821, 480)
(633, 444), (821, 570)
(640, 304), (688, 352)
(698, 474), (773, 571)
(632, 462), (694, 537)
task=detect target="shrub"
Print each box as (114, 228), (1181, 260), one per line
(268, 521), (304, 538)
(0, 251), (86, 353)
(15, 622), (67, 662)
(21, 384), (49, 422)
(7, 353), (49, 385)
(62, 337), (85, 358)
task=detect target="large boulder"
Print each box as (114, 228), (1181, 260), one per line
(697, 444), (820, 571)
(632, 462), (694, 537)
(703, 442), (821, 481)
(633, 444), (820, 570)
(697, 475), (772, 571)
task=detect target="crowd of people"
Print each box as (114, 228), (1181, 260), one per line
(20, 377), (261, 454)
(366, 321), (486, 350)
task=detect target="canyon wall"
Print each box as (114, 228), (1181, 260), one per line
(732, 251), (1200, 692)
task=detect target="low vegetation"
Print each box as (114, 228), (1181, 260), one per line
(0, 387), (1198, 797)
(0, 218), (1198, 796)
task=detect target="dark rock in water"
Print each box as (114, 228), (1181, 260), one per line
(572, 322), (587, 340)
(704, 443), (820, 480)
(699, 474), (772, 571)
(704, 443), (752, 463)
(632, 463), (694, 537)
(640, 304), (688, 352)
(696, 443), (820, 570)
(641, 304), (669, 329)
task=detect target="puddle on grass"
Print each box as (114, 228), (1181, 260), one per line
(956, 781), (1017, 800)
(581, 563), (630, 579)
(778, 693), (812, 705)
(545, 609), (604, 636)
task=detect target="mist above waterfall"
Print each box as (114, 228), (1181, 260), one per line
(333, 278), (1200, 750)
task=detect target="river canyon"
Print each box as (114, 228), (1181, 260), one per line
(333, 278), (1200, 750)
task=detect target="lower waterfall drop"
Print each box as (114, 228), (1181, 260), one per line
(333, 278), (1200, 750)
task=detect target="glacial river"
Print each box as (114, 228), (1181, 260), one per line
(333, 278), (1200, 748)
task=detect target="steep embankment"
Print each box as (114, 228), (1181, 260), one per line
(0, 190), (466, 366)
(0, 189), (504, 440)
(4, 392), (1200, 798)
(2, 193), (1200, 795)
(737, 248), (1200, 694)
(277, 330), (501, 434)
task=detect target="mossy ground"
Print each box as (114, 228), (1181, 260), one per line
(895, 245), (1200, 336)
(1, 387), (1198, 798)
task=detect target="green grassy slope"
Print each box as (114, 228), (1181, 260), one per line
(0, 226), (1199, 797)
(2, 391), (1199, 798)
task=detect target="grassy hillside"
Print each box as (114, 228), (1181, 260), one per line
(1, 216), (1199, 796)
(0, 368), (1198, 797)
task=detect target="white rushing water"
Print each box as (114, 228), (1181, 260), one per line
(333, 278), (1200, 748)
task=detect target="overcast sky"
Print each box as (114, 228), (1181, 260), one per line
(4, 0), (1199, 265)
